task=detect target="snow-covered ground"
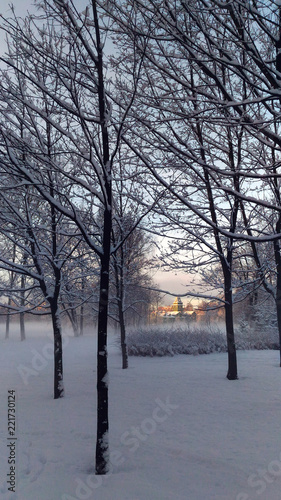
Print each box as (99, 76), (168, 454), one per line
(0, 323), (281, 500)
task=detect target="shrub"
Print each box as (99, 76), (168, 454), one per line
(125, 323), (279, 357)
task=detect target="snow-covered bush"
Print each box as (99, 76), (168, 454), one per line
(126, 324), (279, 357)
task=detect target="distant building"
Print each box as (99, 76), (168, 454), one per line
(149, 296), (226, 324)
(171, 297), (184, 313)
(153, 297), (196, 323)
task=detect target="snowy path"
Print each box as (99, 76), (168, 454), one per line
(0, 326), (281, 499)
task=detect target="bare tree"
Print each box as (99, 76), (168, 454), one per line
(0, 0), (147, 473)
(0, 161), (83, 399)
(111, 210), (156, 368)
(60, 243), (99, 336)
(102, 0), (281, 374)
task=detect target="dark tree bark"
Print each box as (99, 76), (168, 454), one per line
(117, 235), (128, 370)
(20, 255), (27, 341)
(223, 265), (238, 380)
(51, 302), (64, 399)
(274, 223), (281, 367)
(198, 114), (239, 380)
(79, 276), (85, 336)
(0, 0), (124, 473)
(275, 270), (281, 368)
(119, 301), (128, 370)
(275, 26), (281, 366)
(95, 209), (111, 474)
(19, 311), (25, 341)
(112, 235), (129, 370)
(93, 0), (112, 475)
(5, 301), (11, 340)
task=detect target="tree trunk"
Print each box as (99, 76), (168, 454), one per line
(51, 305), (64, 399)
(20, 274), (26, 341)
(113, 242), (128, 370)
(275, 15), (281, 364)
(92, 0), (111, 475)
(20, 312), (25, 341)
(224, 267), (238, 380)
(95, 226), (110, 474)
(79, 276), (85, 336)
(70, 308), (79, 337)
(79, 304), (84, 336)
(5, 300), (11, 339)
(275, 295), (281, 367)
(61, 301), (79, 337)
(274, 239), (281, 367)
(118, 299), (128, 369)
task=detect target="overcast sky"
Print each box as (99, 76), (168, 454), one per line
(0, 1), (33, 55)
(1, 0), (88, 16)
(1, 0), (32, 17)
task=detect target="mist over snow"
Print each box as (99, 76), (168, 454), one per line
(0, 323), (281, 499)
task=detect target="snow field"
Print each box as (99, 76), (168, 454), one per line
(0, 324), (281, 499)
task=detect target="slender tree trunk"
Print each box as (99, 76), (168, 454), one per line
(70, 309), (79, 337)
(51, 304), (64, 399)
(113, 244), (128, 369)
(61, 302), (79, 337)
(275, 295), (281, 367)
(274, 239), (281, 367)
(79, 304), (84, 336)
(118, 299), (128, 369)
(193, 86), (239, 380)
(224, 268), (238, 380)
(276, 15), (281, 366)
(5, 301), (11, 339)
(119, 248), (128, 369)
(95, 209), (111, 474)
(20, 274), (26, 341)
(92, 0), (112, 475)
(79, 276), (85, 336)
(20, 312), (25, 341)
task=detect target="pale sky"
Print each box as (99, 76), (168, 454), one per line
(1, 0), (32, 17)
(1, 0), (88, 16)
(0, 0), (202, 306)
(0, 1), (35, 56)
(154, 270), (198, 306)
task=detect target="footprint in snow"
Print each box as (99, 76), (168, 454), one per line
(29, 454), (47, 483)
(22, 442), (47, 483)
